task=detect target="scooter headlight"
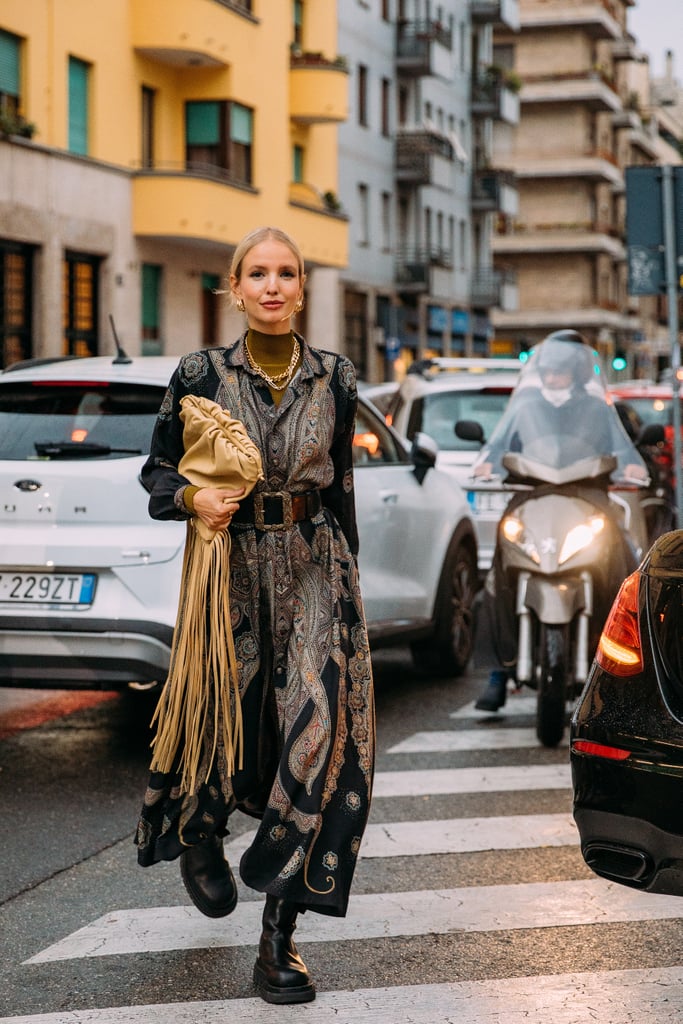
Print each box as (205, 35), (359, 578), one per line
(501, 515), (540, 563)
(558, 515), (605, 565)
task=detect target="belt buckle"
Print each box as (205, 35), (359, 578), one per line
(254, 491), (293, 531)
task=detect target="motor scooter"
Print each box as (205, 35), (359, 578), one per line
(460, 335), (649, 747)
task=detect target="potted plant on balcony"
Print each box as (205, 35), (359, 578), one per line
(0, 111), (36, 139)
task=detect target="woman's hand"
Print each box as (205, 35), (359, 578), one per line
(193, 487), (245, 531)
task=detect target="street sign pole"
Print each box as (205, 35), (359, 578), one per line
(661, 166), (683, 525)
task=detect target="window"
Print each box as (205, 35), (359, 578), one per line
(292, 144), (304, 183)
(185, 100), (253, 185)
(381, 192), (391, 251)
(0, 241), (33, 368)
(381, 78), (390, 137)
(68, 56), (90, 156)
(63, 251), (99, 357)
(201, 273), (221, 348)
(381, 0), (391, 20)
(358, 184), (369, 246)
(0, 29), (20, 121)
(293, 0), (303, 47)
(141, 86), (155, 168)
(141, 263), (162, 355)
(357, 64), (368, 127)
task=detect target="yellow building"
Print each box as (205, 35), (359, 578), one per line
(0, 0), (349, 364)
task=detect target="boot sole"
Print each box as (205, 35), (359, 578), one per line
(253, 962), (316, 1004)
(179, 855), (238, 919)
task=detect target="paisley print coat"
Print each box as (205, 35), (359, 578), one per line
(134, 334), (375, 918)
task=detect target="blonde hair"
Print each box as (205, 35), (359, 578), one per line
(229, 226), (305, 310)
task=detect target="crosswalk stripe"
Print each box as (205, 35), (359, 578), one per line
(222, 812), (577, 863)
(6, 967), (683, 1024)
(372, 764), (572, 796)
(451, 694), (538, 718)
(387, 726), (568, 753)
(25, 877), (683, 964)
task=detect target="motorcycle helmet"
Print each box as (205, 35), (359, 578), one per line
(536, 330), (594, 385)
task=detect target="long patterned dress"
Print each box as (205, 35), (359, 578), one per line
(134, 334), (375, 918)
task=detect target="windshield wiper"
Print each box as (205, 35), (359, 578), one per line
(34, 441), (142, 458)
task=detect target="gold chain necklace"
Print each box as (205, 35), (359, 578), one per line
(245, 338), (301, 391)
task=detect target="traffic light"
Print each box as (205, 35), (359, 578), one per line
(612, 349), (628, 372)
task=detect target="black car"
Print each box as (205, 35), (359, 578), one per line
(571, 529), (683, 895)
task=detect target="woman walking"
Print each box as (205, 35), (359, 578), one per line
(134, 225), (375, 1004)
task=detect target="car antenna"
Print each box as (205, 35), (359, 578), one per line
(109, 314), (132, 365)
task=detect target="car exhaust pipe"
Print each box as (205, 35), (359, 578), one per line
(582, 841), (653, 885)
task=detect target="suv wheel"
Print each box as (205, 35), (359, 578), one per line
(411, 536), (477, 676)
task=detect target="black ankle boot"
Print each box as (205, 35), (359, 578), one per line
(475, 670), (509, 712)
(253, 895), (316, 1004)
(179, 835), (237, 918)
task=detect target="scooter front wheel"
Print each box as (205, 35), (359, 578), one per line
(536, 623), (569, 748)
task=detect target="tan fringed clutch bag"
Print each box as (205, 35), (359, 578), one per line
(150, 395), (264, 795)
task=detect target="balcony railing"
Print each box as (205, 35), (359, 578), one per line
(471, 168), (518, 213)
(395, 246), (452, 288)
(396, 19), (452, 77)
(471, 268), (517, 308)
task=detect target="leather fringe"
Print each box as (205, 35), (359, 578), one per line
(149, 520), (243, 795)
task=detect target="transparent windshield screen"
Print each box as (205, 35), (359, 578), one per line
(0, 381), (165, 460)
(475, 339), (644, 477)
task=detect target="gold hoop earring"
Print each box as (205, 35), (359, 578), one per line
(295, 297), (304, 313)
(236, 298), (245, 312)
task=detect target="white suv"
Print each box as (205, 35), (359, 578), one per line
(0, 354), (479, 689)
(388, 357), (521, 573)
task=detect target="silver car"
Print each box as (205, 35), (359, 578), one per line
(0, 355), (478, 690)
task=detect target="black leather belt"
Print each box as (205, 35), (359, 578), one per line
(232, 490), (323, 531)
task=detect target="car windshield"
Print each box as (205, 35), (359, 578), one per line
(0, 381), (165, 460)
(474, 339), (646, 480)
(410, 388), (512, 451)
(617, 395), (674, 428)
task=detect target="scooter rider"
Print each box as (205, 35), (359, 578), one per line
(474, 330), (646, 712)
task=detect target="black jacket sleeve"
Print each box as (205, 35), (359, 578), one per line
(320, 357), (360, 556)
(140, 365), (194, 521)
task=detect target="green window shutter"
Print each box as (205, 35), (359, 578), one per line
(201, 273), (220, 291)
(68, 57), (89, 155)
(230, 103), (252, 144)
(0, 30), (20, 96)
(293, 145), (304, 183)
(141, 264), (161, 330)
(186, 101), (220, 145)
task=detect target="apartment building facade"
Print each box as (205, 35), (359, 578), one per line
(490, 0), (682, 374)
(337, 0), (520, 379)
(0, 0), (348, 367)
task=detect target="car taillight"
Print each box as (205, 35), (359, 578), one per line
(572, 740), (631, 760)
(595, 571), (642, 676)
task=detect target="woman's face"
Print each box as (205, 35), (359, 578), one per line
(231, 239), (303, 334)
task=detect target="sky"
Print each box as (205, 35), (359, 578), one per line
(627, 0), (683, 78)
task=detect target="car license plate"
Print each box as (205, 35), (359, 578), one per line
(0, 572), (97, 605)
(466, 490), (510, 514)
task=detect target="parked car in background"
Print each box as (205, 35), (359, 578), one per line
(386, 357), (521, 573)
(0, 355), (479, 691)
(357, 379), (399, 419)
(571, 529), (683, 896)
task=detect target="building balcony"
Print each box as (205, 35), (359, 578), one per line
(471, 73), (520, 125)
(470, 0), (520, 31)
(471, 168), (519, 217)
(131, 0), (255, 67)
(289, 51), (349, 124)
(504, 152), (623, 187)
(395, 246), (453, 291)
(396, 19), (453, 79)
(493, 221), (625, 259)
(520, 0), (622, 40)
(521, 71), (621, 112)
(132, 168), (348, 266)
(395, 130), (454, 187)
(471, 267), (518, 310)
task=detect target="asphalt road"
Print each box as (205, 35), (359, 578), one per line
(1, 645), (683, 1022)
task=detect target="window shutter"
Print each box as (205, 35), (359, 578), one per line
(230, 103), (252, 144)
(186, 102), (220, 145)
(0, 30), (20, 96)
(68, 57), (89, 155)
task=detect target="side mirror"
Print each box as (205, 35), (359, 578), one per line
(410, 430), (438, 484)
(638, 423), (666, 447)
(455, 419), (485, 445)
